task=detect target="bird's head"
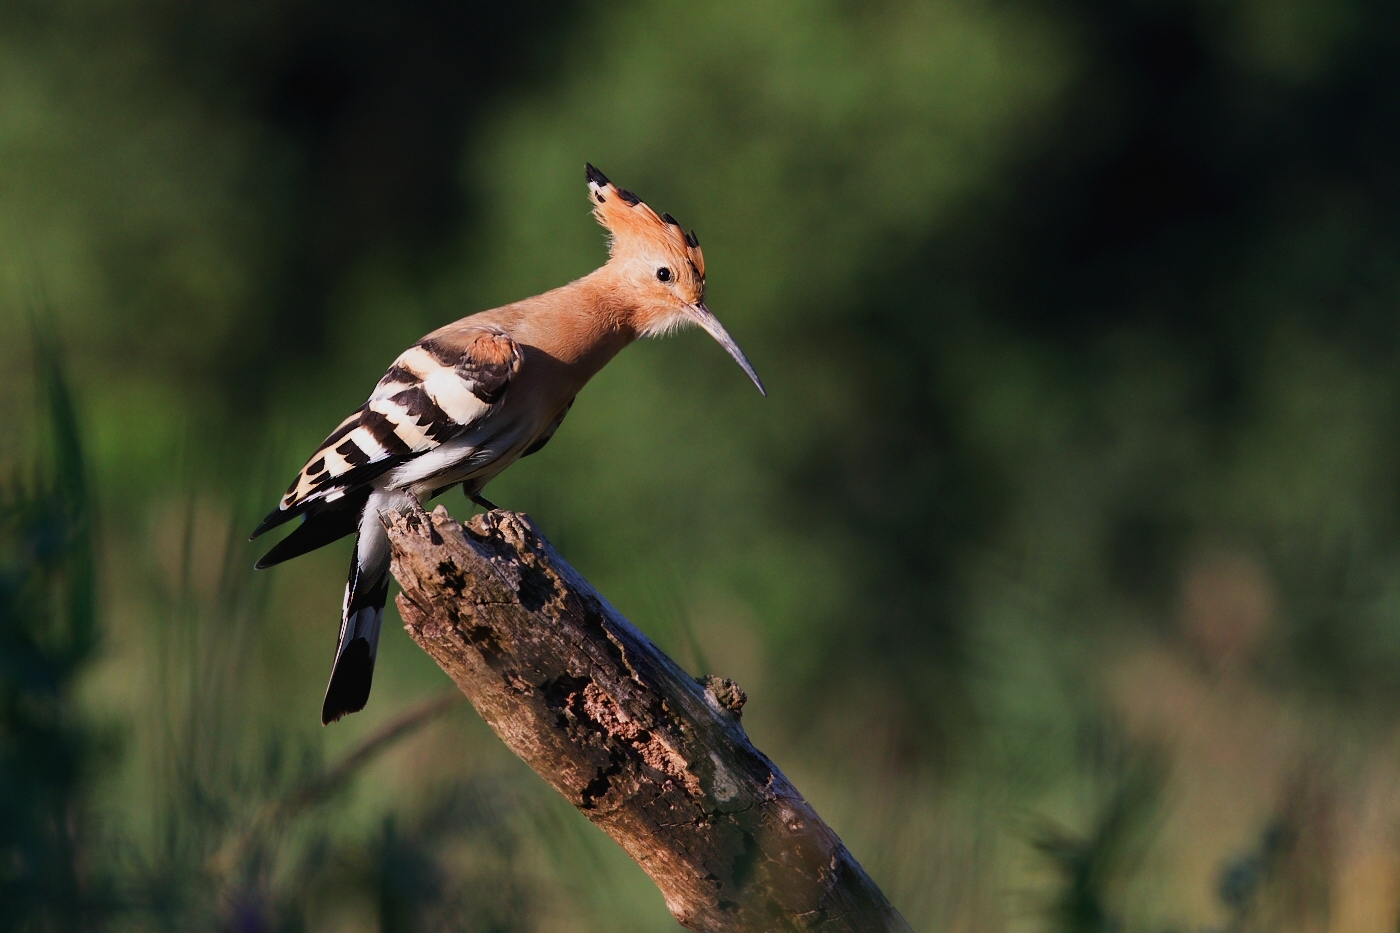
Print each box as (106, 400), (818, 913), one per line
(587, 164), (764, 395)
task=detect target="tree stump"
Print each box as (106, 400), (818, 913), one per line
(384, 505), (912, 933)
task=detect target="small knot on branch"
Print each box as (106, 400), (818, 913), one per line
(700, 675), (747, 718)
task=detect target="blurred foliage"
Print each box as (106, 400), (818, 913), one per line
(1033, 726), (1167, 933)
(0, 341), (562, 931)
(0, 326), (100, 930)
(4, 0), (1400, 928)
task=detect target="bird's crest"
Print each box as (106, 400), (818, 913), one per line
(585, 164), (705, 280)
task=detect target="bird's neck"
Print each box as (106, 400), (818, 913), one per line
(520, 267), (643, 382)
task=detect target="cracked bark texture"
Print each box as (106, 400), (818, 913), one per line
(384, 506), (912, 933)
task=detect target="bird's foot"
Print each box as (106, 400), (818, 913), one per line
(396, 497), (440, 543)
(469, 493), (500, 512)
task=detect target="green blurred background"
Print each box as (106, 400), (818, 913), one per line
(3, 0), (1399, 928)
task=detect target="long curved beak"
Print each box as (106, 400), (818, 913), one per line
(687, 303), (766, 396)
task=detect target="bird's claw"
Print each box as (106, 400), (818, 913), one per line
(391, 497), (434, 534)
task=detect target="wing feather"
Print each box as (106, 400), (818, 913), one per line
(251, 328), (522, 540)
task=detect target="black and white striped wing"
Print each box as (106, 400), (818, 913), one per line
(251, 329), (522, 541)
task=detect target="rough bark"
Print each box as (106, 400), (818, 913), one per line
(383, 505), (912, 933)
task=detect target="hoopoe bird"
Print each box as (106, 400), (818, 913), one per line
(251, 165), (765, 724)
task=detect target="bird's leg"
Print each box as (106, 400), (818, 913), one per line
(468, 492), (500, 512)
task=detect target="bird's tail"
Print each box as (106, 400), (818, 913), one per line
(322, 523), (390, 725)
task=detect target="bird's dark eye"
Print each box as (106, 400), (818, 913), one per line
(656, 267), (672, 283)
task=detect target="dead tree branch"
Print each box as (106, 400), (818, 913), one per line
(383, 505), (912, 933)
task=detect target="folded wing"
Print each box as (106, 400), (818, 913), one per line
(251, 328), (522, 544)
